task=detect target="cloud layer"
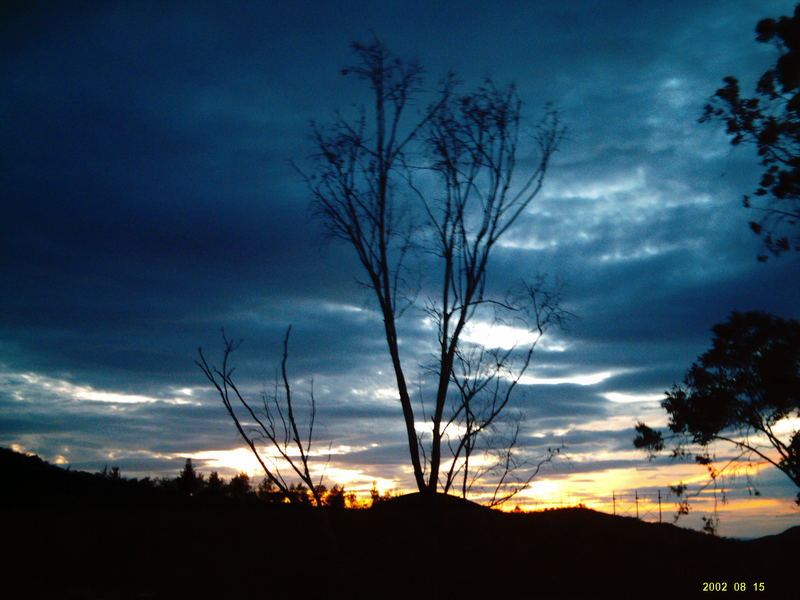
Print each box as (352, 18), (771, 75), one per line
(2, 0), (798, 536)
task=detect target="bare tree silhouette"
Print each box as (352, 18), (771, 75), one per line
(196, 326), (327, 506)
(302, 36), (565, 495)
(440, 279), (569, 502)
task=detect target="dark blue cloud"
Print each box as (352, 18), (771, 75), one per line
(1, 0), (798, 534)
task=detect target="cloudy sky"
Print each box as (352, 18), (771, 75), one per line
(2, 0), (799, 537)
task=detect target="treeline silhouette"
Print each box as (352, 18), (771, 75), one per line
(4, 447), (798, 598)
(0, 447), (389, 509)
(166, 457), (392, 507)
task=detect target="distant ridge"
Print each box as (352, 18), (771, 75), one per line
(0, 446), (175, 507)
(3, 447), (797, 597)
(372, 490), (492, 512)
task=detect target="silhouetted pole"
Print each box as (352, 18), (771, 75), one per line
(635, 490), (639, 519)
(612, 491), (616, 515)
(658, 489), (662, 523)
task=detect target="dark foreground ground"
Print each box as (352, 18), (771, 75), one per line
(3, 449), (797, 599)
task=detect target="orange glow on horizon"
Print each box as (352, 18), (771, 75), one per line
(184, 446), (781, 502)
(179, 445), (797, 536)
(183, 447), (398, 497)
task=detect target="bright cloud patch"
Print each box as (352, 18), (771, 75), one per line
(310, 466), (394, 492)
(187, 443), (372, 476)
(7, 371), (199, 405)
(518, 370), (621, 386)
(548, 166), (646, 201)
(187, 448), (265, 475)
(461, 321), (540, 350)
(602, 392), (664, 404)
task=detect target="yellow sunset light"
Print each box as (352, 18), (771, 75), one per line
(186, 448), (265, 475)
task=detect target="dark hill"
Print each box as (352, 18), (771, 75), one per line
(0, 445), (177, 507)
(372, 489), (492, 512)
(2, 448), (795, 598)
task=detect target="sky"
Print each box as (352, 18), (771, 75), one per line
(2, 0), (799, 538)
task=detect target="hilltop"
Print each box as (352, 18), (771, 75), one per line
(2, 447), (795, 598)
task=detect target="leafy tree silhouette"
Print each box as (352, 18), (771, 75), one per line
(288, 482), (311, 504)
(369, 482), (392, 507)
(256, 476), (283, 503)
(700, 4), (800, 260)
(635, 311), (800, 508)
(207, 471), (224, 491)
(324, 484), (346, 509)
(176, 458), (203, 496)
(99, 465), (121, 480)
(228, 472), (251, 499)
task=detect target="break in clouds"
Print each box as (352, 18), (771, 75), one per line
(1, 1), (798, 533)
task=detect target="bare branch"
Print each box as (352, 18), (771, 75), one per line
(196, 327), (327, 506)
(302, 37), (564, 497)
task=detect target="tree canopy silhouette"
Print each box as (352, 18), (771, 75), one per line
(176, 458), (203, 496)
(635, 311), (800, 504)
(699, 4), (800, 260)
(301, 37), (567, 496)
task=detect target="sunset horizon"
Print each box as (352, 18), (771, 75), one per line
(3, 0), (798, 559)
